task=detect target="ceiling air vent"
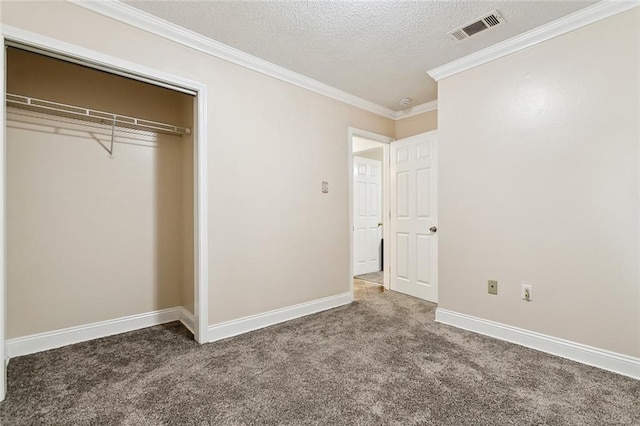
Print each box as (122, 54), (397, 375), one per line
(448, 10), (505, 42)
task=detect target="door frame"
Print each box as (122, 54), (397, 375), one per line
(0, 26), (210, 400)
(348, 128), (394, 300)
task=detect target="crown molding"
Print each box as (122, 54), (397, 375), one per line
(68, 0), (397, 119)
(394, 100), (438, 120)
(427, 0), (640, 81)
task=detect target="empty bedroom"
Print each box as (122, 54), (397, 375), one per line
(0, 0), (637, 424)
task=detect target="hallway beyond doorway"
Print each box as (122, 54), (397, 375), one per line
(353, 278), (384, 300)
(354, 271), (383, 285)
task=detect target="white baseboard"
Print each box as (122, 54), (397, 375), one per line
(435, 308), (640, 380)
(6, 307), (187, 359)
(179, 307), (196, 335)
(208, 292), (353, 342)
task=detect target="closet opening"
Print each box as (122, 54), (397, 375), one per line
(4, 47), (200, 355)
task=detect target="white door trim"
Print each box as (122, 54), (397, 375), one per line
(0, 29), (6, 402)
(348, 128), (394, 299)
(0, 25), (210, 400)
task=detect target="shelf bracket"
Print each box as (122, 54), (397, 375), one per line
(109, 115), (115, 159)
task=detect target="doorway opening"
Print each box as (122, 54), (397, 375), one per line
(348, 128), (439, 304)
(348, 129), (393, 301)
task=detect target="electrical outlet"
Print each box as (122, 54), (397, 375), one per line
(488, 280), (498, 295)
(522, 284), (533, 301)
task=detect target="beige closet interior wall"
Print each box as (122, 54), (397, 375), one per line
(394, 109), (437, 139)
(438, 8), (639, 357)
(6, 49), (194, 338)
(1, 1), (395, 327)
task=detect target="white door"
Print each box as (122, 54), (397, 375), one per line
(353, 156), (382, 275)
(390, 132), (438, 302)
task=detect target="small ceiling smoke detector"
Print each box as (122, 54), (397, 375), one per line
(399, 98), (412, 107)
(448, 10), (505, 42)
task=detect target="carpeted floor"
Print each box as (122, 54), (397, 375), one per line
(354, 271), (384, 285)
(1, 292), (638, 425)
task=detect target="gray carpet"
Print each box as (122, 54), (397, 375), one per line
(354, 271), (384, 285)
(0, 291), (638, 425)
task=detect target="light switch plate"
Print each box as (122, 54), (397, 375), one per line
(488, 280), (498, 295)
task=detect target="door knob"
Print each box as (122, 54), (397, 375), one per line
(378, 222), (383, 227)
(430, 226), (438, 233)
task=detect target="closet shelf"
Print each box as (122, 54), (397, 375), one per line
(6, 93), (191, 136)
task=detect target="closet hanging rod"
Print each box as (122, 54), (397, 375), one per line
(6, 93), (191, 136)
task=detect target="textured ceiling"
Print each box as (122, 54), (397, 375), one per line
(125, 0), (597, 111)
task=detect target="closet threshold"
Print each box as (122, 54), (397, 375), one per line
(6, 93), (191, 136)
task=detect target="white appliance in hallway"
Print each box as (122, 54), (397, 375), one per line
(353, 156), (383, 275)
(390, 132), (438, 302)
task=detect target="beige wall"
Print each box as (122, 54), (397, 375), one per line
(6, 49), (188, 125)
(6, 49), (194, 338)
(438, 9), (639, 357)
(395, 109), (437, 140)
(355, 148), (383, 162)
(353, 136), (382, 153)
(1, 1), (394, 327)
